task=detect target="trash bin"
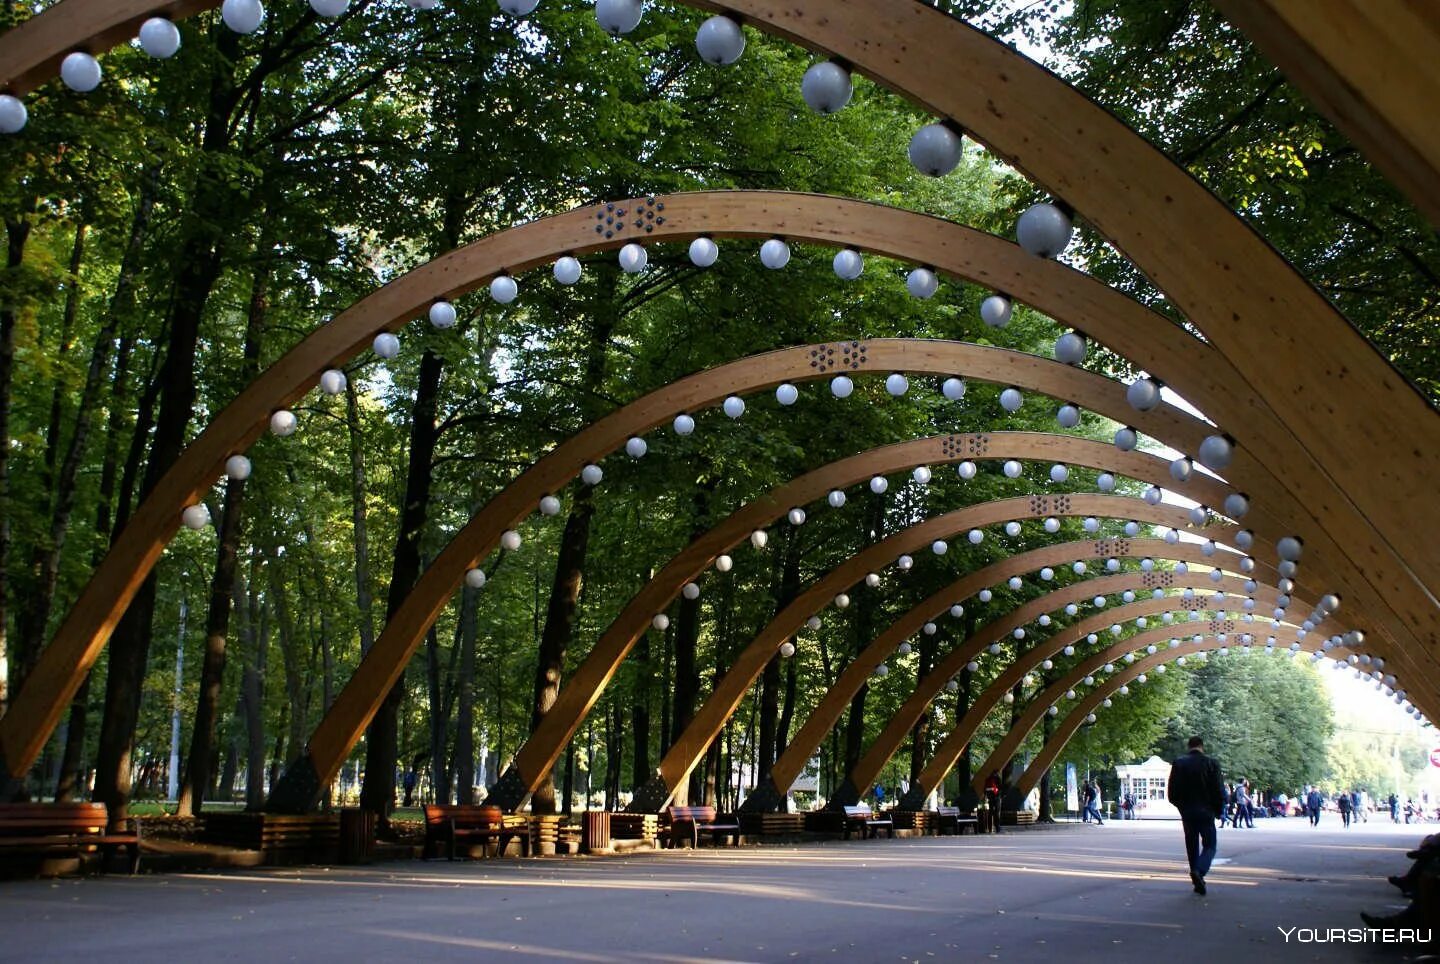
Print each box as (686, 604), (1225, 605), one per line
(581, 811), (611, 854)
(340, 808), (375, 864)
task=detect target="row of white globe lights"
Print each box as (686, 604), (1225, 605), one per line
(32, 4), (1418, 729)
(21, 0), (1306, 597)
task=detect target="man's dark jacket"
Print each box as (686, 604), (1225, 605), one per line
(1168, 749), (1223, 816)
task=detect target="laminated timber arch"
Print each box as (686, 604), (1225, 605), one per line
(1011, 642), (1356, 800)
(22, 183), (1369, 792)
(485, 432), (1252, 812)
(4, 0), (1438, 636)
(841, 577), (1300, 811)
(0, 195), (1424, 802)
(626, 500), (1243, 812)
(965, 619), (1339, 800)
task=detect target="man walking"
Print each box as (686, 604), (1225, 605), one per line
(1169, 735), (1223, 896)
(1307, 786), (1323, 827)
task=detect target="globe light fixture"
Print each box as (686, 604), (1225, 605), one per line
(1223, 492), (1249, 519)
(225, 455), (252, 481)
(682, 582), (701, 601)
(688, 237), (719, 268)
(625, 436), (648, 458)
(1000, 387), (1023, 413)
(776, 383), (799, 405)
(694, 15), (745, 64)
(723, 395), (745, 418)
(595, 0), (643, 36)
(980, 294), (1012, 328)
(942, 377), (967, 401)
(1050, 464), (1069, 483)
(968, 529), (984, 545)
(780, 641), (796, 658)
(539, 495), (561, 516)
(500, 530), (522, 551)
(1198, 434), (1234, 471)
(0, 95), (27, 134)
(716, 554), (733, 572)
(1016, 202), (1074, 258)
(759, 238), (791, 269)
(827, 489), (847, 509)
(618, 243), (647, 273)
(221, 0), (265, 35)
(787, 507), (806, 526)
(1097, 472), (1116, 492)
(908, 123), (963, 176)
(673, 413), (695, 436)
(270, 410), (297, 437)
(1003, 460), (1023, 478)
(1114, 426), (1138, 452)
(800, 61), (853, 114)
(870, 475), (888, 494)
(957, 460), (977, 480)
(830, 375), (854, 398)
(1054, 331), (1087, 366)
(886, 373), (909, 396)
(181, 504), (211, 530)
(1057, 403), (1081, 428)
(1126, 377), (1161, 412)
(832, 248), (864, 280)
(139, 17), (183, 57)
(835, 593), (850, 609)
(750, 530), (768, 549)
(581, 464), (603, 485)
(553, 256), (583, 284)
(320, 369), (347, 395)
(465, 568), (487, 589)
(907, 268), (939, 299)
(373, 332), (400, 359)
(652, 614), (670, 631)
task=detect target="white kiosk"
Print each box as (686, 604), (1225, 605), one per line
(1116, 755), (1181, 819)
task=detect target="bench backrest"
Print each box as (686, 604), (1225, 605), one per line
(842, 805), (875, 819)
(934, 805), (960, 816)
(0, 802), (109, 837)
(667, 805), (717, 823)
(423, 804), (505, 829)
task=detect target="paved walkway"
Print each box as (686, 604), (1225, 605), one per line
(0, 816), (1429, 962)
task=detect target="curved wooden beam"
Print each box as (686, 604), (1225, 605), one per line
(837, 580), (1305, 809)
(1214, 0), (1440, 228)
(1012, 640), (1358, 799)
(966, 615), (1339, 799)
(6, 0), (1435, 654)
(809, 574), (1297, 808)
(490, 432), (1244, 810)
(628, 498), (1242, 812)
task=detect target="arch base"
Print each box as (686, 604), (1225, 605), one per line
(266, 754), (322, 814)
(627, 775), (675, 814)
(738, 778), (786, 814)
(485, 767), (531, 813)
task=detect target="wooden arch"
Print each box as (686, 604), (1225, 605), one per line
(9, 186), (1389, 794)
(1012, 640), (1361, 799)
(777, 573), (1298, 810)
(626, 500), (1245, 812)
(485, 432), (1248, 812)
(3, 1), (1436, 646)
(965, 616), (1339, 799)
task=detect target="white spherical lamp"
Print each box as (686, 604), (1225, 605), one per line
(832, 248), (864, 280)
(320, 369), (347, 395)
(652, 614), (670, 631)
(225, 454), (252, 481)
(776, 383), (799, 406)
(500, 530), (522, 551)
(827, 489), (847, 509)
(999, 387), (1023, 412)
(682, 581), (701, 601)
(181, 504), (211, 530)
(553, 256), (582, 285)
(595, 0), (643, 35)
(270, 410), (297, 437)
(967, 529), (984, 545)
(1126, 377), (1161, 412)
(61, 52), (102, 93)
(688, 237), (719, 268)
(1054, 331), (1086, 366)
(1003, 459), (1023, 478)
(221, 0), (265, 34)
(1170, 457), (1193, 483)
(715, 554), (733, 572)
(750, 529), (768, 549)
(464, 568), (487, 589)
(908, 123), (963, 176)
(618, 243), (647, 273)
(830, 375), (854, 398)
(427, 300), (457, 329)
(870, 476), (888, 494)
(694, 15), (745, 64)
(673, 414), (695, 436)
(1057, 403), (1081, 428)
(1097, 472), (1116, 492)
(957, 461), (977, 480)
(0, 95), (27, 134)
(1224, 492), (1249, 519)
(373, 332), (400, 359)
(787, 507), (807, 526)
(1198, 434), (1234, 471)
(759, 238), (791, 269)
(1016, 202), (1073, 258)
(625, 436), (648, 458)
(780, 641), (796, 658)
(907, 267), (939, 299)
(801, 61), (853, 114)
(886, 373), (909, 396)
(980, 294), (1012, 328)
(139, 17), (182, 57)
(539, 495), (562, 517)
(580, 464), (603, 486)
(942, 377), (967, 401)
(723, 395), (745, 418)
(912, 465), (932, 484)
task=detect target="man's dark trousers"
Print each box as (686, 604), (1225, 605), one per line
(1181, 807), (1218, 879)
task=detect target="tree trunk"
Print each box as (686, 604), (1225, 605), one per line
(425, 624), (449, 805)
(528, 490), (596, 813)
(361, 347), (444, 825)
(94, 30), (245, 820)
(345, 379), (377, 656)
(909, 625), (941, 785)
(630, 629), (651, 792)
(757, 531), (801, 784)
(453, 585), (479, 804)
(242, 561), (268, 810)
(0, 204), (34, 717)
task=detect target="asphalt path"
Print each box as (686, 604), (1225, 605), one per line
(0, 815), (1430, 962)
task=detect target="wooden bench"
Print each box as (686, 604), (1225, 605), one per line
(842, 805), (894, 840)
(202, 812), (340, 864)
(664, 805), (740, 849)
(931, 805), (980, 836)
(0, 802), (140, 874)
(423, 805), (530, 860)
